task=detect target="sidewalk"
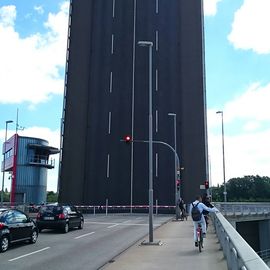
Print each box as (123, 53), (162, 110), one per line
(101, 218), (228, 270)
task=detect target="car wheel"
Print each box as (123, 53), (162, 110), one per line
(63, 222), (69, 233)
(0, 235), (9, 252)
(78, 220), (84, 229)
(30, 230), (38, 244)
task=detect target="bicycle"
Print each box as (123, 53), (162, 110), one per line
(204, 214), (209, 230)
(196, 223), (203, 252)
(180, 208), (188, 221)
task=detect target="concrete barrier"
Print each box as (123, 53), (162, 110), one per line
(213, 212), (269, 270)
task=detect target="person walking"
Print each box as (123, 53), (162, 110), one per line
(202, 193), (214, 229)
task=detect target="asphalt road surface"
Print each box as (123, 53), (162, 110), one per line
(0, 214), (172, 270)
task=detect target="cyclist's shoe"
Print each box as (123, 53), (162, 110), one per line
(202, 233), (206, 238)
(195, 242), (198, 247)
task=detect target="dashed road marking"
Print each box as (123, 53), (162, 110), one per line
(74, 232), (95, 239)
(107, 224), (119, 229)
(122, 220), (131, 223)
(9, 247), (51, 262)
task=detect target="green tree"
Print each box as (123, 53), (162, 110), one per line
(211, 185), (223, 202)
(3, 188), (10, 202)
(47, 191), (58, 203)
(212, 175), (270, 202)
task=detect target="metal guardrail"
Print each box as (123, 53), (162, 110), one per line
(28, 155), (56, 167)
(214, 202), (270, 217)
(75, 204), (176, 215)
(212, 212), (269, 270)
(257, 249), (270, 262)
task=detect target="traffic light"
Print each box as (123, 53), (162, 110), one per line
(176, 180), (180, 191)
(204, 180), (209, 189)
(124, 135), (132, 143)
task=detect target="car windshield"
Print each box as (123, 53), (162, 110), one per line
(0, 210), (8, 222)
(40, 205), (63, 214)
(0, 209), (7, 215)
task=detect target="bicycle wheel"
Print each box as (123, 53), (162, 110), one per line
(198, 229), (203, 252)
(198, 239), (202, 252)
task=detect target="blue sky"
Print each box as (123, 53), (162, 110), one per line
(0, 0), (270, 192)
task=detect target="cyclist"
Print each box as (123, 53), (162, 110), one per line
(178, 198), (186, 220)
(202, 193), (214, 230)
(190, 195), (219, 247)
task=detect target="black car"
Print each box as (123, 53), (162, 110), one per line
(36, 204), (84, 233)
(0, 208), (38, 252)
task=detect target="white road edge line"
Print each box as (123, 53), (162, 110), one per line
(107, 224), (119, 229)
(84, 221), (161, 226)
(74, 231), (95, 239)
(9, 247), (51, 262)
(122, 220), (131, 224)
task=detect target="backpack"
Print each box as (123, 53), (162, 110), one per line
(191, 202), (202, 221)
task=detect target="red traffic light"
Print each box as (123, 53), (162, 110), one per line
(176, 180), (180, 190)
(124, 135), (132, 143)
(204, 181), (209, 189)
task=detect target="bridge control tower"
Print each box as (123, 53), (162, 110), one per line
(59, 0), (208, 206)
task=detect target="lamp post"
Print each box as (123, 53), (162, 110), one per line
(1, 120), (13, 206)
(216, 111), (227, 202)
(138, 40), (154, 244)
(168, 113), (180, 219)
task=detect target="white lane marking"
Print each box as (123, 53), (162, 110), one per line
(155, 69), (158, 91)
(121, 223), (161, 227)
(135, 217), (142, 220)
(107, 154), (110, 178)
(107, 224), (119, 229)
(74, 231), (95, 239)
(155, 110), (158, 132)
(109, 71), (113, 93)
(155, 152), (158, 177)
(108, 111), (112, 134)
(84, 221), (161, 227)
(122, 220), (131, 224)
(111, 34), (114, 54)
(112, 0), (115, 18)
(84, 221), (117, 225)
(155, 30), (158, 51)
(9, 247), (50, 262)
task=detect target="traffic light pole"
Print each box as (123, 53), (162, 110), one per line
(121, 138), (181, 217)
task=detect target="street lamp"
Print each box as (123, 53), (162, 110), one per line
(168, 113), (180, 219)
(216, 111), (227, 202)
(1, 120), (13, 206)
(138, 40), (155, 244)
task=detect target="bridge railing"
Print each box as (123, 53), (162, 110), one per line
(212, 211), (269, 270)
(215, 202), (270, 217)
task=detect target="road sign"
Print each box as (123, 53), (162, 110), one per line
(200, 185), (205, 190)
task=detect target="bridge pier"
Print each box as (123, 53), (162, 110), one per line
(259, 220), (270, 251)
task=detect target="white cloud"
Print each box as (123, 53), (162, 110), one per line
(208, 82), (270, 186)
(203, 0), (222, 16)
(0, 5), (16, 27)
(243, 121), (261, 132)
(0, 1), (69, 106)
(18, 126), (60, 148)
(224, 82), (270, 124)
(34, 5), (44, 15)
(228, 0), (270, 54)
(209, 129), (270, 186)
